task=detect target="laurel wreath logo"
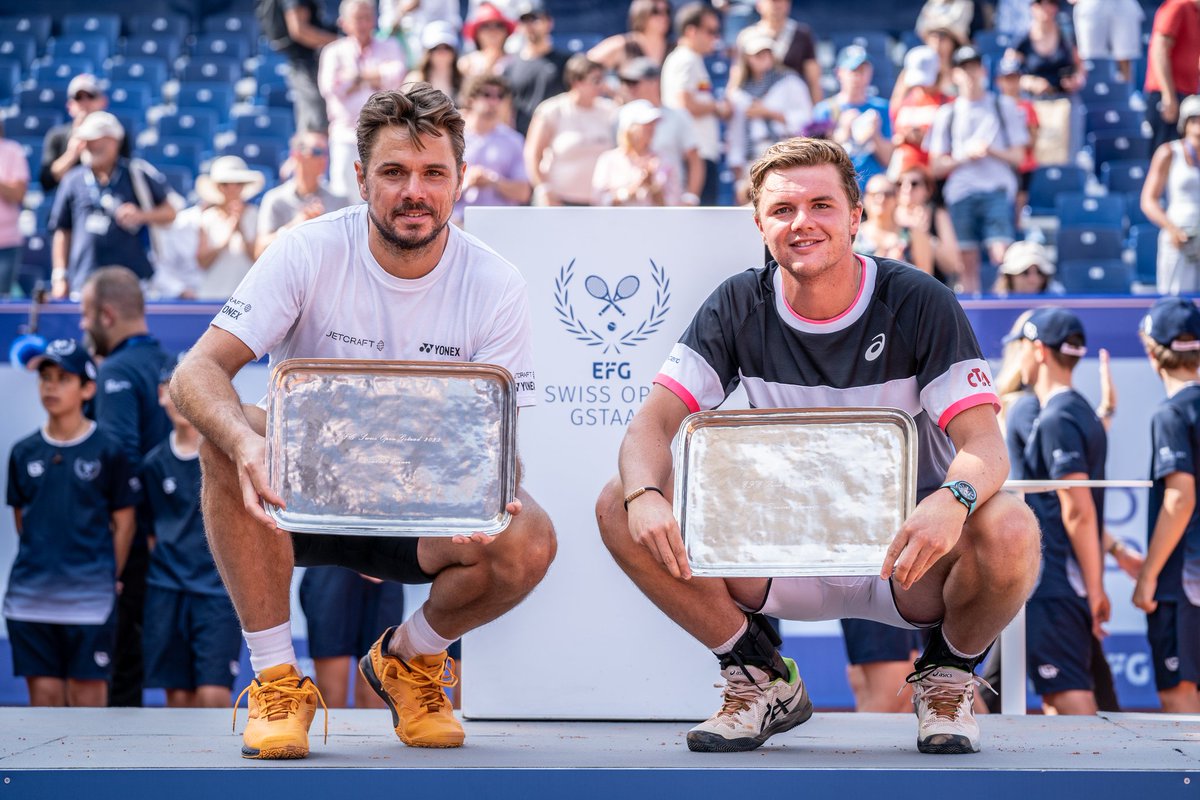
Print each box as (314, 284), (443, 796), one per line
(554, 259), (671, 354)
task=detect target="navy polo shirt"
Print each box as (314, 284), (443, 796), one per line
(48, 158), (169, 287)
(1147, 383), (1200, 602)
(94, 335), (172, 470)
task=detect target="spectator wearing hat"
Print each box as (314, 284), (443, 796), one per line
(1143, 95), (1200, 295)
(920, 26), (965, 97)
(915, 0), (984, 48)
(406, 20), (464, 103)
(318, 0), (408, 201)
(5, 337), (138, 708)
(0, 118), (28, 297)
(256, 0), (338, 134)
(40, 75), (132, 193)
(617, 58), (702, 205)
(504, 0), (569, 136)
(812, 45), (894, 189)
(1145, 0), (1200, 151)
(1135, 296), (1200, 715)
(460, 3), (516, 82)
(593, 99), (681, 206)
(455, 75), (531, 225)
(889, 45), (952, 176)
(1006, 307), (1109, 717)
(661, 2), (730, 205)
(525, 54), (618, 206)
(991, 240), (1064, 296)
(725, 32), (811, 204)
(731, 0), (821, 103)
(195, 157), (265, 301)
(256, 131), (347, 258)
(589, 0), (675, 74)
(48, 112), (176, 300)
(926, 46), (1028, 295)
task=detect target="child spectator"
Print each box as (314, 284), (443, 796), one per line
(139, 355), (242, 708)
(889, 45), (950, 176)
(1135, 297), (1200, 714)
(4, 339), (138, 706)
(994, 56), (1038, 218)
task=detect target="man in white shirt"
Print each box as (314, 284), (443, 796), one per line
(661, 2), (731, 205)
(619, 57), (704, 206)
(318, 0), (408, 200)
(170, 85), (555, 760)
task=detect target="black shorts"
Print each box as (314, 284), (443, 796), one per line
(1147, 600), (1200, 690)
(8, 615), (117, 681)
(1026, 596), (1094, 695)
(840, 618), (922, 665)
(298, 566), (407, 658)
(290, 532), (436, 585)
(142, 586), (242, 691)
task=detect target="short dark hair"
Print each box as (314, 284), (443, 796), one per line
(462, 73), (512, 103)
(83, 265), (144, 319)
(563, 53), (602, 87)
(748, 137), (862, 214)
(356, 85), (466, 171)
(1047, 334), (1084, 372)
(674, 2), (715, 38)
(629, 0), (668, 32)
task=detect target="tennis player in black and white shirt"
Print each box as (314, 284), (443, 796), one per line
(597, 137), (1040, 755)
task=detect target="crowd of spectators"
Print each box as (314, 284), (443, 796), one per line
(0, 0), (1192, 304)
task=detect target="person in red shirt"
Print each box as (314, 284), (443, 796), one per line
(1146, 0), (1200, 150)
(889, 45), (951, 175)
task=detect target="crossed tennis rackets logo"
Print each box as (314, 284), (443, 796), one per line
(584, 274), (640, 316)
(554, 259), (671, 355)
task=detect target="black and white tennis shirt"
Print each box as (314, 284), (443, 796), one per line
(654, 256), (1000, 496)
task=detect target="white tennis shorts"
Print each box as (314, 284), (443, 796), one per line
(755, 576), (938, 630)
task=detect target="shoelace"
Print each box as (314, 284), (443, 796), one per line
(386, 655), (459, 712)
(900, 665), (995, 721)
(233, 673), (330, 744)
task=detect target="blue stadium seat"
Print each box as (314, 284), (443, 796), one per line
(1101, 159), (1149, 195)
(1129, 223), (1158, 284)
(191, 32), (253, 62)
(109, 57), (170, 100)
(180, 56), (243, 84)
(122, 34), (184, 63)
(33, 197), (53, 232)
(1125, 191), (1152, 227)
(11, 137), (43, 189)
(159, 108), (221, 142)
(61, 13), (121, 47)
(259, 83), (294, 109)
(175, 82), (236, 115)
(0, 58), (21, 104)
(17, 232), (51, 295)
(107, 82), (153, 113)
(558, 32), (604, 54)
(253, 58), (290, 91)
(1058, 259), (1133, 293)
(830, 31), (892, 61)
(973, 30), (1015, 57)
(112, 111), (143, 145)
(17, 85), (67, 111)
(1089, 131), (1152, 175)
(139, 139), (205, 171)
(45, 33), (111, 64)
(1080, 78), (1133, 106)
(0, 33), (39, 65)
(0, 15), (52, 47)
(31, 57), (98, 88)
(220, 137), (287, 172)
(234, 109), (294, 140)
(11, 110), (64, 138)
(1082, 58), (1121, 84)
(1055, 192), (1126, 229)
(200, 13), (258, 36)
(127, 12), (190, 40)
(1025, 165), (1088, 216)
(1085, 104), (1143, 136)
(1056, 226), (1124, 263)
(156, 163), (195, 197)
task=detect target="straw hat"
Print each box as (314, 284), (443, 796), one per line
(196, 156), (266, 205)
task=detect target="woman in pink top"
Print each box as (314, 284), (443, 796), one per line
(0, 119), (29, 296)
(593, 99), (681, 206)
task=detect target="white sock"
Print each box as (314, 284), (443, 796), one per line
(387, 606), (455, 662)
(244, 620), (298, 675)
(943, 632), (984, 662)
(711, 617), (749, 656)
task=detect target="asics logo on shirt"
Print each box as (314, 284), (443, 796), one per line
(864, 333), (886, 361)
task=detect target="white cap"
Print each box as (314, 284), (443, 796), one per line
(741, 32), (776, 56)
(902, 46), (939, 88)
(421, 20), (459, 51)
(618, 99), (662, 134)
(75, 111), (124, 141)
(196, 156), (267, 205)
(1001, 240), (1055, 276)
(1180, 95), (1200, 134)
(67, 73), (102, 98)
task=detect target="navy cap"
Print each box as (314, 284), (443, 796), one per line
(30, 338), (97, 380)
(1003, 308), (1088, 356)
(952, 45), (983, 68)
(1142, 297), (1200, 351)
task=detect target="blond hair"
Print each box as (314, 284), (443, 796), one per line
(1141, 331), (1200, 371)
(747, 137), (862, 214)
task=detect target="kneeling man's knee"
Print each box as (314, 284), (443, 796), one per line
(975, 498), (1041, 582)
(495, 510), (556, 593)
(595, 477), (626, 551)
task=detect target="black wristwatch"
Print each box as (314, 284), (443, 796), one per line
(940, 480), (978, 515)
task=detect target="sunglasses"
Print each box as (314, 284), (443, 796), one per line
(73, 91), (98, 101)
(650, 6), (670, 14)
(299, 146), (328, 156)
(519, 13), (543, 22)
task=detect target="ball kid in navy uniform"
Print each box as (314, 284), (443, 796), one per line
(1007, 307), (1110, 715)
(139, 355), (242, 708)
(4, 339), (139, 706)
(1135, 297), (1200, 714)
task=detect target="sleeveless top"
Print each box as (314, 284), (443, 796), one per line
(1167, 140), (1200, 232)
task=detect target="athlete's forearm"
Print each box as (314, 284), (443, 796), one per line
(170, 352), (257, 460)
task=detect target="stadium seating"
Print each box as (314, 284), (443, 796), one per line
(1080, 78), (1133, 107)
(180, 56), (243, 84)
(17, 86), (67, 111)
(107, 83), (153, 113)
(159, 108), (222, 142)
(190, 32), (254, 62)
(1056, 226), (1125, 263)
(258, 83), (295, 109)
(122, 33), (184, 64)
(0, 15), (52, 47)
(61, 13), (121, 46)
(1100, 159), (1149, 195)
(1058, 259), (1134, 294)
(220, 137), (287, 172)
(11, 111), (64, 139)
(234, 109), (294, 141)
(126, 12), (190, 40)
(31, 57), (97, 87)
(17, 232), (51, 295)
(1025, 165), (1089, 217)
(1126, 192), (1152, 227)
(1082, 58), (1121, 84)
(11, 137), (43, 188)
(109, 57), (170, 101)
(0, 58), (22, 104)
(175, 83), (237, 115)
(0, 33), (40, 66)
(1129, 224), (1159, 285)
(1088, 131), (1153, 176)
(1085, 104), (1144, 136)
(45, 33), (111, 64)
(200, 13), (258, 36)
(156, 164), (196, 198)
(138, 139), (206, 172)
(1056, 193), (1126, 230)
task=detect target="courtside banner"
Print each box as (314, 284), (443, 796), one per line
(462, 207), (764, 719)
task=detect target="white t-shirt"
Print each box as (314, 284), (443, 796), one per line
(211, 204), (537, 407)
(661, 46), (720, 161)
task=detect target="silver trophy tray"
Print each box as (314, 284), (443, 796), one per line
(675, 408), (917, 577)
(266, 359), (517, 536)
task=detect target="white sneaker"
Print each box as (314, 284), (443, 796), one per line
(687, 657), (812, 752)
(910, 666), (988, 754)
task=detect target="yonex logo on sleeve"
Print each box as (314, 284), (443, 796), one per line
(864, 333), (885, 361)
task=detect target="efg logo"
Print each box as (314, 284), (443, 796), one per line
(554, 258), (670, 355)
